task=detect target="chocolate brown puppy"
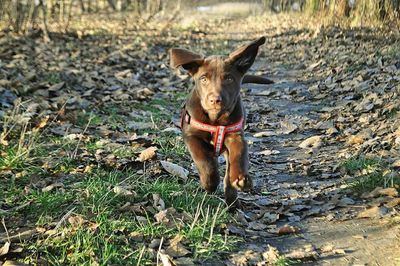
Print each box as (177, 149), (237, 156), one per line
(170, 37), (271, 208)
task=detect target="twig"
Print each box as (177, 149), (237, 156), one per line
(55, 207), (76, 230)
(156, 237), (164, 266)
(136, 245), (146, 266)
(71, 113), (93, 159)
(1, 218), (10, 243)
(207, 204), (221, 245)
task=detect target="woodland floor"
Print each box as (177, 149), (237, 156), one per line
(0, 8), (400, 266)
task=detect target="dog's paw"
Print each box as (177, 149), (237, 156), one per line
(231, 174), (253, 191)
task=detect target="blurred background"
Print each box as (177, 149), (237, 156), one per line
(1, 0), (399, 35)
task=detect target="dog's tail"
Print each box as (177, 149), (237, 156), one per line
(242, 74), (274, 84)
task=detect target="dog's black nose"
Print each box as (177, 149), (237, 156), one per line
(209, 95), (222, 105)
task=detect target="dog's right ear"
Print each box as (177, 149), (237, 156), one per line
(169, 48), (204, 75)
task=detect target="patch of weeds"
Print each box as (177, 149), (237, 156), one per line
(26, 190), (76, 224)
(343, 157), (400, 193)
(275, 256), (296, 266)
(345, 62), (364, 73)
(44, 73), (61, 84)
(16, 168), (237, 264)
(154, 133), (187, 159)
(342, 157), (379, 175)
(0, 130), (40, 172)
(384, 43), (400, 59)
(98, 105), (128, 130)
(52, 157), (80, 174)
(112, 145), (136, 159)
(85, 139), (103, 153)
(0, 145), (30, 171)
(385, 107), (399, 119)
(75, 111), (102, 128)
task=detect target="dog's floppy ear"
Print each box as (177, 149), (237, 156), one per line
(228, 36), (266, 73)
(169, 48), (204, 75)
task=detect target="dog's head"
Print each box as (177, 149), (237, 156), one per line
(170, 37), (265, 116)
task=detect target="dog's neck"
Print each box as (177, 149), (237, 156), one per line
(187, 89), (243, 126)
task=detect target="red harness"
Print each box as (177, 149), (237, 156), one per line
(180, 109), (244, 155)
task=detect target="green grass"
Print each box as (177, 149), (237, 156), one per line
(342, 157), (379, 175)
(1, 166), (236, 265)
(343, 157), (400, 193)
(276, 257), (296, 266)
(154, 133), (187, 159)
(384, 43), (400, 59)
(0, 85), (238, 265)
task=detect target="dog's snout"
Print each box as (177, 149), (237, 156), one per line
(209, 95), (222, 105)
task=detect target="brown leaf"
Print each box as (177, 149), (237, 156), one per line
(113, 186), (137, 197)
(0, 242), (10, 256)
(286, 249), (318, 260)
(320, 243), (335, 253)
(384, 198), (400, 208)
(136, 146), (157, 162)
(299, 135), (322, 149)
(68, 215), (86, 227)
(357, 206), (388, 219)
(377, 187), (398, 197)
(42, 182), (64, 192)
(3, 261), (30, 266)
(153, 193), (166, 211)
(48, 82), (65, 91)
(161, 161), (189, 180)
(35, 115), (49, 129)
(277, 225), (300, 235)
(262, 245), (280, 263)
(158, 251), (176, 266)
(165, 234), (191, 257)
(173, 257), (195, 266)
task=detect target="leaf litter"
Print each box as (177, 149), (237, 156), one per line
(0, 8), (399, 266)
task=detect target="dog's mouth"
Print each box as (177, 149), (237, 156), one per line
(207, 106), (223, 113)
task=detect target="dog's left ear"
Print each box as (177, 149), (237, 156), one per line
(169, 48), (204, 75)
(228, 36), (266, 73)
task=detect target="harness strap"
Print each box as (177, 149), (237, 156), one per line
(180, 109), (244, 155)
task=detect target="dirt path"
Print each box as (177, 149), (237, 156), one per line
(224, 30), (400, 265)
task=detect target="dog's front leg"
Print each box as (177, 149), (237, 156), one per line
(224, 133), (252, 203)
(184, 135), (220, 193)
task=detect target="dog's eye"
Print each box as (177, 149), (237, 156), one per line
(199, 75), (208, 84)
(224, 75), (234, 83)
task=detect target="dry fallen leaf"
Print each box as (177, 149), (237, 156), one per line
(277, 225), (300, 235)
(136, 146), (157, 162)
(377, 187), (398, 197)
(0, 242), (10, 256)
(357, 206), (388, 219)
(48, 81), (65, 91)
(262, 245), (280, 263)
(384, 198), (400, 208)
(68, 215), (86, 227)
(256, 149), (280, 156)
(3, 261), (30, 266)
(113, 186), (137, 197)
(299, 135), (322, 149)
(285, 246), (318, 260)
(165, 234), (191, 257)
(153, 193), (166, 211)
(161, 161), (189, 180)
(158, 251), (176, 266)
(253, 130), (277, 138)
(42, 182), (64, 192)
